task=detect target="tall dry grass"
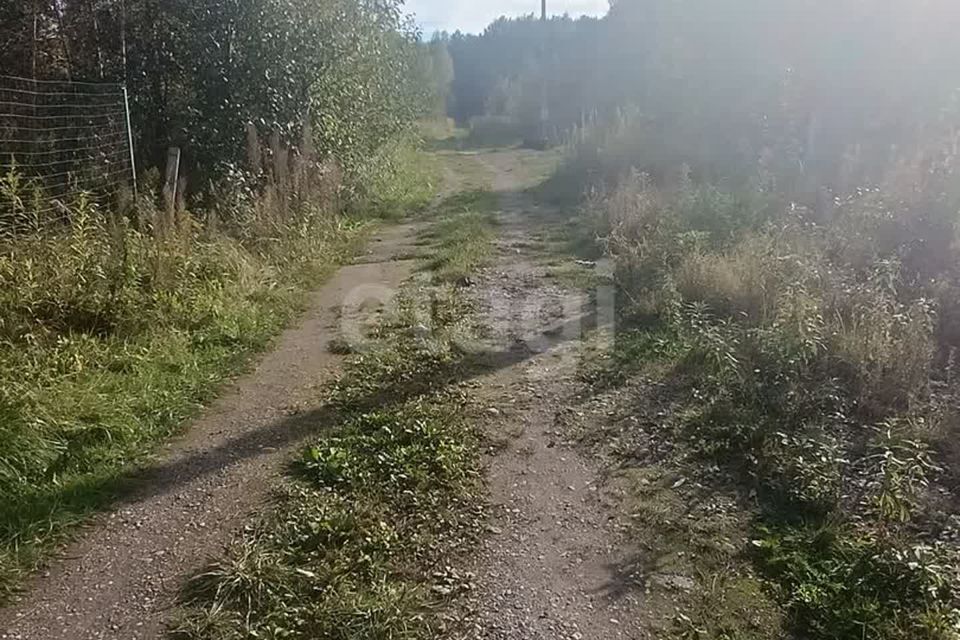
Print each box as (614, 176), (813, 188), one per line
(570, 120), (960, 637)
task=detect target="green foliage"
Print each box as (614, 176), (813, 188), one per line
(448, 2), (960, 202)
(674, 574), (783, 640)
(172, 168), (490, 637)
(354, 138), (440, 220)
(177, 399), (478, 640)
(1, 0), (431, 193)
(444, 14), (602, 135)
(579, 326), (683, 390)
(755, 526), (959, 640)
(0, 0), (448, 613)
(466, 116), (526, 148)
(448, 2), (960, 637)
(302, 408), (475, 500)
(0, 200), (367, 601)
(867, 421), (941, 524)
(420, 35), (456, 119)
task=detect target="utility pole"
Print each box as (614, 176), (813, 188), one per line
(539, 0), (549, 146)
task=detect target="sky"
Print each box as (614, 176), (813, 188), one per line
(405, 0), (609, 35)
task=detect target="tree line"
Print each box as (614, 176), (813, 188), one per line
(439, 0), (960, 194)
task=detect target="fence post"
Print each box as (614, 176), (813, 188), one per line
(162, 146), (180, 234)
(123, 84), (137, 199)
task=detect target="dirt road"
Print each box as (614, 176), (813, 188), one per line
(1, 147), (650, 640)
(447, 150), (648, 639)
(0, 224), (422, 640)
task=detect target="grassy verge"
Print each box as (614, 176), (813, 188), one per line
(172, 284), (489, 640)
(408, 147), (499, 282)
(0, 221), (367, 599)
(0, 142), (438, 601)
(424, 142), (960, 638)
(423, 190), (498, 283)
(542, 140), (960, 637)
(357, 137), (443, 220)
(583, 321), (960, 639)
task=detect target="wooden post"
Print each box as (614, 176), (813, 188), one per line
(162, 146), (180, 234)
(245, 122), (261, 175)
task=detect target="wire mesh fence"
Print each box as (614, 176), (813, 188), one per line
(0, 74), (135, 232)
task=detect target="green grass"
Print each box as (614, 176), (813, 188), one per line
(609, 463), (785, 640)
(422, 190), (498, 283)
(421, 124), (470, 153)
(0, 221), (370, 601)
(417, 118), (459, 142)
(359, 137), (442, 220)
(754, 523), (958, 640)
(438, 151), (497, 193)
(549, 139), (960, 639)
(543, 260), (608, 290)
(173, 397), (481, 640)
